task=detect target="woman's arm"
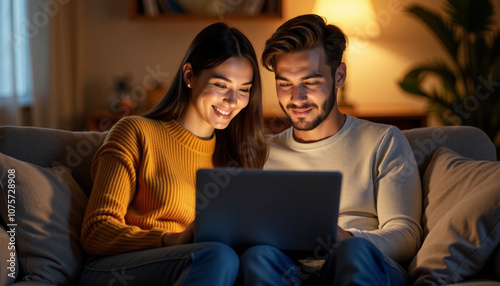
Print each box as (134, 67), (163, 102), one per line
(81, 151), (170, 256)
(162, 223), (194, 246)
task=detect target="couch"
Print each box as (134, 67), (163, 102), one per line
(0, 124), (499, 286)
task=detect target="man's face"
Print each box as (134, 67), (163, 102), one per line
(274, 46), (338, 131)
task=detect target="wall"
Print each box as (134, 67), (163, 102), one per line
(77, 0), (287, 118)
(76, 0), (500, 128)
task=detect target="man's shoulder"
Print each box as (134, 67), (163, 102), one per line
(349, 115), (403, 138)
(267, 127), (292, 145)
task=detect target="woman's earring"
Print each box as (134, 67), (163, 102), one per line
(187, 83), (192, 88)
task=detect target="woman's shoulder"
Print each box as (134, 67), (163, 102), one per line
(105, 116), (163, 142)
(112, 116), (163, 132)
(115, 115), (158, 127)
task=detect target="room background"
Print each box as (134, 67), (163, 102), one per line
(81, 0), (436, 120)
(3, 0), (500, 130)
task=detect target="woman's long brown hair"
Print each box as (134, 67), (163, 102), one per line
(142, 22), (268, 168)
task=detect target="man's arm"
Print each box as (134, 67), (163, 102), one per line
(346, 127), (423, 263)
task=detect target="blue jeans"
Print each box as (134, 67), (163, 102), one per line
(237, 237), (410, 286)
(80, 242), (239, 286)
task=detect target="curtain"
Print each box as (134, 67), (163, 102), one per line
(0, 0), (82, 130)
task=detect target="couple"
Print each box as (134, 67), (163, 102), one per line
(79, 14), (422, 286)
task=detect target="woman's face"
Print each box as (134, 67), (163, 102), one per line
(180, 56), (253, 139)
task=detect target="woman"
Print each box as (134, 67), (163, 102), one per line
(80, 22), (268, 285)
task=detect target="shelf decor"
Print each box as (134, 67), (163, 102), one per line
(130, 0), (282, 20)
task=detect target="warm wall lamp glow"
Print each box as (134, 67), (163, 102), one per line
(313, 0), (380, 39)
(313, 0), (380, 108)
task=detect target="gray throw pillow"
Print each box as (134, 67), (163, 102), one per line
(0, 223), (17, 286)
(0, 152), (88, 285)
(409, 147), (500, 285)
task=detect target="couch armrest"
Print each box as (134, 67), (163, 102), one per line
(0, 125), (106, 196)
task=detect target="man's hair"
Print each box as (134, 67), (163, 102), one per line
(262, 14), (348, 73)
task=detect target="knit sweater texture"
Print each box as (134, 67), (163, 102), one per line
(81, 116), (215, 256)
(264, 114), (423, 263)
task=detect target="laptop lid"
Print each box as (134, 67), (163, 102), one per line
(194, 168), (342, 254)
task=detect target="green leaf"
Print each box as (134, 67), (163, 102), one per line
(399, 79), (454, 111)
(400, 0), (500, 153)
(400, 64), (460, 100)
(398, 64), (472, 124)
(399, 82), (427, 97)
(399, 81), (453, 113)
(445, 0), (495, 35)
(406, 5), (460, 61)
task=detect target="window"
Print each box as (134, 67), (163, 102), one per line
(0, 0), (32, 106)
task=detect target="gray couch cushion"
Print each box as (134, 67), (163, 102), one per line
(0, 153), (87, 285)
(402, 126), (497, 176)
(409, 147), (500, 285)
(0, 223), (17, 286)
(0, 126), (106, 196)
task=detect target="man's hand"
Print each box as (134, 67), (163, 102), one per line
(161, 223), (194, 247)
(337, 225), (353, 241)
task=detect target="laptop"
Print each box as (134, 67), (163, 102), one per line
(194, 168), (342, 255)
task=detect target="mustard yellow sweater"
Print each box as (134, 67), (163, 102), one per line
(81, 116), (215, 256)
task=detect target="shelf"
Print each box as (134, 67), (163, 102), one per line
(130, 0), (282, 20)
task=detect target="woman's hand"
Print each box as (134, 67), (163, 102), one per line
(336, 225), (353, 242)
(162, 223), (195, 247)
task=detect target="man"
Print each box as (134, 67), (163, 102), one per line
(238, 14), (422, 285)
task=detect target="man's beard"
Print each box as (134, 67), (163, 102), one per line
(280, 92), (337, 131)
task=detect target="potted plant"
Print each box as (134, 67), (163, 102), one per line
(398, 0), (500, 158)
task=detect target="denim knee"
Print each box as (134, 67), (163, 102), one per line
(192, 241), (239, 270)
(239, 245), (300, 285)
(240, 245), (279, 263)
(321, 237), (394, 286)
(185, 242), (240, 285)
(334, 237), (378, 256)
(332, 237), (383, 265)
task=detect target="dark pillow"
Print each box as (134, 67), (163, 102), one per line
(409, 147), (500, 285)
(0, 153), (87, 285)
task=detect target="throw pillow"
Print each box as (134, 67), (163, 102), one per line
(0, 223), (17, 286)
(409, 147), (500, 285)
(0, 152), (88, 285)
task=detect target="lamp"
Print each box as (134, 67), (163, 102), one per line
(313, 0), (380, 108)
